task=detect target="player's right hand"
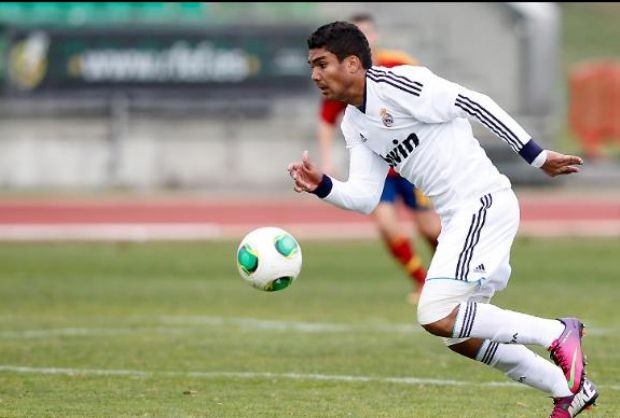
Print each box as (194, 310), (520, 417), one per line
(287, 150), (324, 193)
(540, 150), (583, 177)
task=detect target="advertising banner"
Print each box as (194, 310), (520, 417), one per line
(4, 26), (313, 97)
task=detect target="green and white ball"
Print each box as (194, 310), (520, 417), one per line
(236, 227), (302, 292)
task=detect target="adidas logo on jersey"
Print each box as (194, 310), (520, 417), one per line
(473, 264), (486, 273)
(382, 132), (419, 167)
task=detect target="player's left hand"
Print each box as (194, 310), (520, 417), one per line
(540, 151), (583, 177)
(287, 150), (324, 193)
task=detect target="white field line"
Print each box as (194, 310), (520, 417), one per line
(0, 315), (612, 339)
(156, 315), (613, 336)
(0, 365), (618, 391)
(0, 224), (223, 242)
(0, 223), (376, 241)
(519, 220), (620, 237)
(157, 315), (421, 333)
(0, 322), (421, 340)
(0, 220), (619, 241)
(0, 327), (194, 339)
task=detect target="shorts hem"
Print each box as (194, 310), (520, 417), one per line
(426, 276), (487, 284)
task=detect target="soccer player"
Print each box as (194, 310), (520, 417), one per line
(289, 22), (598, 417)
(317, 14), (440, 304)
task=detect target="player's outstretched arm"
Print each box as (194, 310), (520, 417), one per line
(288, 150), (323, 193)
(540, 150), (583, 177)
(404, 67), (581, 174)
(288, 145), (389, 215)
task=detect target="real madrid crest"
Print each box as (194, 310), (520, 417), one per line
(380, 108), (394, 127)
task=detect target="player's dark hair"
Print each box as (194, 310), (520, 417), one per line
(307, 21), (372, 69)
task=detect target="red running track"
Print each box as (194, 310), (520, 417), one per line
(0, 192), (618, 240)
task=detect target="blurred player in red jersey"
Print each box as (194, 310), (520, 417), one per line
(316, 13), (441, 304)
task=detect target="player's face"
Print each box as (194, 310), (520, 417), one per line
(308, 47), (355, 101)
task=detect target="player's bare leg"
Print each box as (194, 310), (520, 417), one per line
(372, 202), (427, 303)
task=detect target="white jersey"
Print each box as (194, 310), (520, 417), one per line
(321, 65), (542, 219)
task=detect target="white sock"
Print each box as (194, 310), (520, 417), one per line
(476, 340), (573, 397)
(453, 302), (565, 348)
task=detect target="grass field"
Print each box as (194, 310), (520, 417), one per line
(0, 238), (618, 418)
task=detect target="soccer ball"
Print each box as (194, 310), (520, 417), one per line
(236, 227), (302, 292)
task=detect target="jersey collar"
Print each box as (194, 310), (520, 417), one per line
(356, 75), (367, 114)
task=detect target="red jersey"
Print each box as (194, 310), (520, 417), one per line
(319, 49), (418, 177)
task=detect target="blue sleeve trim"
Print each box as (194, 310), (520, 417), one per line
(310, 174), (333, 198)
(518, 139), (543, 164)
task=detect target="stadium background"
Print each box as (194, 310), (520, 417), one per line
(0, 3), (618, 418)
(0, 2), (618, 239)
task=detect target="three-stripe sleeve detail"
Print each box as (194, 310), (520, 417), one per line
(455, 94), (522, 152)
(367, 68), (423, 97)
(455, 194), (493, 280)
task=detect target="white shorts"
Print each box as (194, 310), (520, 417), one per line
(417, 188), (520, 327)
